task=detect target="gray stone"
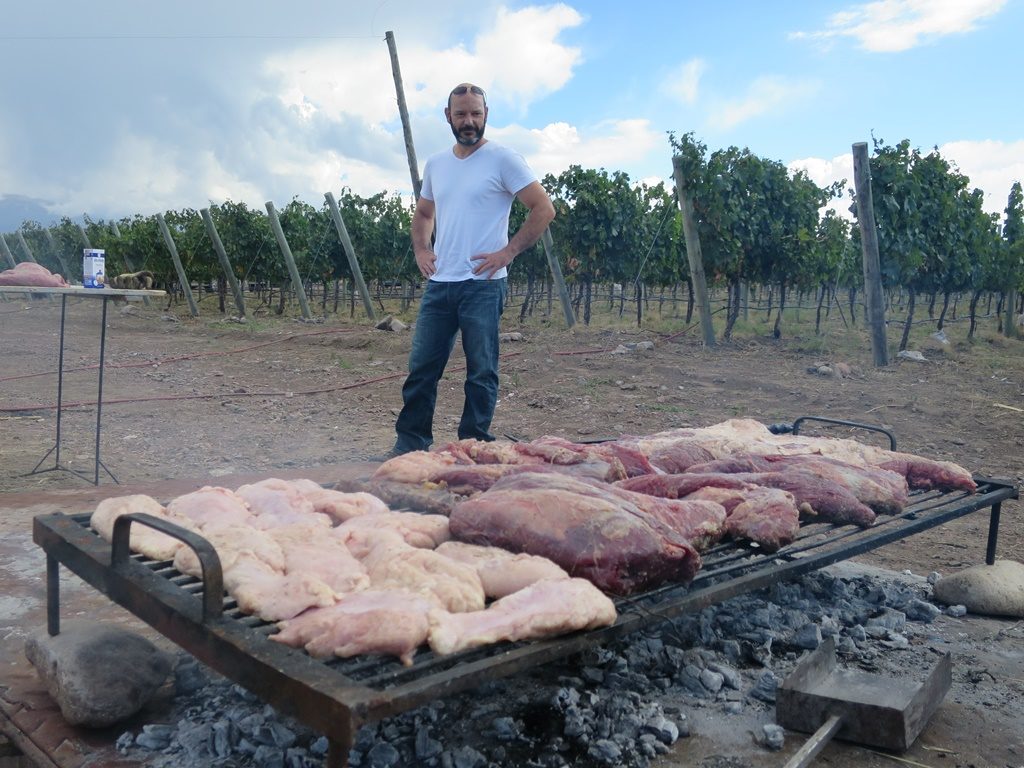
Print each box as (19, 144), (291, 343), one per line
(24, 622), (172, 727)
(587, 739), (622, 764)
(367, 742), (400, 767)
(905, 599), (942, 623)
(749, 670), (778, 703)
(946, 604), (968, 618)
(135, 723), (176, 751)
(699, 668), (725, 693)
(707, 662), (742, 690)
(641, 715), (679, 744)
(866, 608), (906, 632)
(791, 624), (822, 649)
(933, 560), (1024, 618)
(451, 745), (487, 768)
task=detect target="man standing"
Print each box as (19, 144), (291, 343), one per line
(389, 82), (555, 455)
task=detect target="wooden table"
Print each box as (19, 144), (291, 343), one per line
(0, 285), (166, 485)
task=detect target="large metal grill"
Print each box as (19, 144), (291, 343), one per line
(33, 472), (1016, 768)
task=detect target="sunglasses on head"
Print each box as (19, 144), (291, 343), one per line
(449, 85), (486, 104)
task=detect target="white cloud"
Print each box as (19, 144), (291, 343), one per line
(794, 0), (1007, 52)
(661, 58), (706, 105)
(493, 119), (663, 180)
(708, 76), (820, 131)
(788, 139), (1024, 220)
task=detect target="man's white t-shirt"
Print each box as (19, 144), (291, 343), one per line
(420, 142), (538, 282)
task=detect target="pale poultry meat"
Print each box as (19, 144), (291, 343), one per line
(428, 577), (617, 656)
(271, 589), (442, 665)
(90, 494), (198, 561)
(333, 511), (450, 549)
(166, 486), (254, 530)
(172, 524), (285, 578)
(223, 554), (337, 622)
(434, 541), (569, 599)
(372, 450), (461, 484)
(235, 478), (333, 529)
(290, 478), (390, 522)
(359, 539), (485, 613)
(333, 526), (408, 560)
(266, 524), (370, 595)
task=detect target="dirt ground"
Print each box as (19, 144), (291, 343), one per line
(1, 291), (1023, 767)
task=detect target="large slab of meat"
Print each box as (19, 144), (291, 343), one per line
(0, 262), (68, 287)
(449, 472), (702, 595)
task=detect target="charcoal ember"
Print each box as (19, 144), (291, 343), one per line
(867, 608), (907, 632)
(230, 684), (260, 702)
(946, 604), (968, 618)
(639, 734), (659, 758)
(881, 633), (910, 650)
(415, 726), (443, 760)
(116, 731), (135, 753)
(135, 723), (176, 751)
(211, 720), (237, 757)
(791, 624), (823, 650)
(707, 662), (741, 690)
(309, 736), (329, 756)
(905, 599), (942, 623)
(819, 615), (842, 637)
(176, 721), (214, 759)
(587, 738), (622, 764)
(491, 716), (520, 742)
(255, 721), (296, 749)
(927, 571), (942, 584)
(748, 670), (779, 703)
(552, 686), (581, 711)
(286, 747), (319, 768)
(641, 715), (679, 744)
(722, 701), (743, 715)
(848, 624), (867, 642)
(366, 742), (401, 767)
(720, 639), (742, 664)
(836, 636), (858, 654)
(175, 657), (210, 695)
(676, 664), (707, 695)
(236, 737), (259, 756)
(582, 666), (605, 684)
(759, 723), (785, 750)
(253, 745), (285, 768)
(563, 706), (590, 739)
(448, 744), (487, 768)
(699, 668), (725, 693)
(237, 712), (266, 736)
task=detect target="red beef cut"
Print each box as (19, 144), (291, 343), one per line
(448, 472), (702, 595)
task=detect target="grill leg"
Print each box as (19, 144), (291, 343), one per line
(985, 502), (1002, 565)
(47, 554), (60, 636)
(326, 740), (348, 768)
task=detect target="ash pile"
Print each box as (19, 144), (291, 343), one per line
(117, 567), (963, 768)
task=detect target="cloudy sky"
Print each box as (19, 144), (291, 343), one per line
(1, 0), (1021, 230)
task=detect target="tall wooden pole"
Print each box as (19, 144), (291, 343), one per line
(0, 235), (17, 268)
(324, 192), (376, 322)
(156, 213), (199, 317)
(672, 156), (716, 348)
(265, 201), (313, 321)
(385, 31), (422, 201)
(1004, 288), (1020, 339)
(200, 208), (247, 319)
(852, 142), (889, 366)
(43, 229), (70, 277)
(540, 229), (575, 328)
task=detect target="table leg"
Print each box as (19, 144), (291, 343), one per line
(94, 296), (118, 485)
(29, 295), (68, 474)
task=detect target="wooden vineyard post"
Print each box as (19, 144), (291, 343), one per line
(200, 208), (247, 319)
(156, 213), (199, 317)
(1004, 288), (1020, 339)
(385, 31), (422, 202)
(672, 156), (716, 348)
(0, 235), (17, 269)
(541, 229), (576, 328)
(264, 201), (313, 321)
(852, 142), (889, 366)
(16, 231), (39, 263)
(324, 192), (376, 323)
(42, 229), (70, 278)
(110, 220), (151, 306)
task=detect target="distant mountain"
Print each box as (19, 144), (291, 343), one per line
(0, 195), (57, 232)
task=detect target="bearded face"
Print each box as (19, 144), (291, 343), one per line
(446, 91), (488, 147)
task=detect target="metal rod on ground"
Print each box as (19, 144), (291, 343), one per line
(200, 207), (247, 319)
(852, 142), (889, 366)
(0, 234), (17, 268)
(385, 31), (422, 201)
(16, 231), (39, 263)
(324, 192), (376, 323)
(264, 201), (313, 321)
(541, 228), (576, 328)
(672, 156), (716, 348)
(156, 213), (199, 317)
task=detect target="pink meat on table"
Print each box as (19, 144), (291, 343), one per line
(0, 262), (68, 287)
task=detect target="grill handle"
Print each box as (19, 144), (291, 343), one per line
(767, 416), (897, 451)
(111, 513), (224, 622)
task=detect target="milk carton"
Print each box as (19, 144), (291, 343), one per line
(83, 249), (106, 288)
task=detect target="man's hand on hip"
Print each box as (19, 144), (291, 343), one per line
(415, 248), (437, 279)
(470, 248), (513, 279)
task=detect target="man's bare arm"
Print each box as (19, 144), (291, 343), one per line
(411, 196), (437, 279)
(471, 181), (556, 278)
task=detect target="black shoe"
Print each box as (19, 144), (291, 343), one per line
(367, 446), (410, 462)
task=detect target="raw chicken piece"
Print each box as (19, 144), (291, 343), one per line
(333, 526), (408, 560)
(223, 555), (337, 622)
(172, 525), (285, 577)
(266, 524), (370, 594)
(334, 511), (450, 549)
(291, 479), (389, 522)
(166, 486), (254, 530)
(360, 540), (485, 613)
(271, 589), (442, 665)
(90, 494), (198, 561)
(434, 541), (569, 599)
(235, 478), (332, 529)
(428, 578), (617, 656)
(372, 450), (460, 484)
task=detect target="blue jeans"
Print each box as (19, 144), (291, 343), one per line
(394, 278), (506, 452)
